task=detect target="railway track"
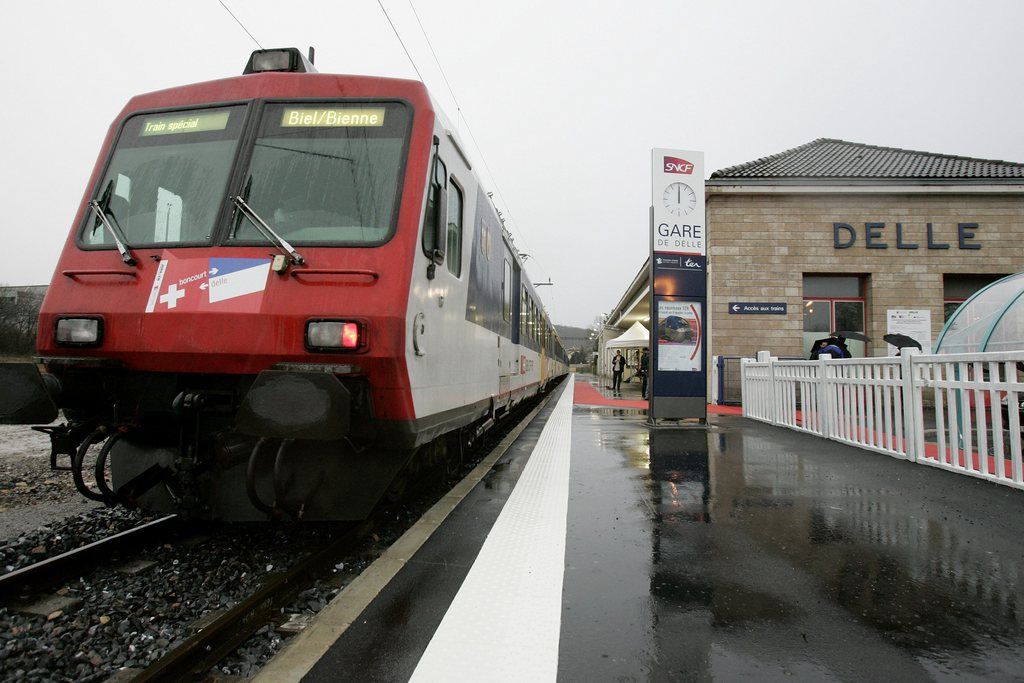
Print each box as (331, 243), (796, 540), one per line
(0, 384), (559, 681)
(134, 389), (558, 681)
(134, 521), (370, 682)
(0, 515), (181, 603)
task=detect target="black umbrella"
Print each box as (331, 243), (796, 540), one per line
(832, 330), (871, 343)
(883, 333), (922, 350)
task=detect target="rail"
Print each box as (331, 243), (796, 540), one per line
(741, 350), (1024, 489)
(0, 516), (180, 601)
(134, 521), (370, 682)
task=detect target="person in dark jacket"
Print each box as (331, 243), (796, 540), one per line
(639, 348), (650, 399)
(611, 350), (626, 394)
(820, 341), (844, 358)
(835, 336), (853, 358)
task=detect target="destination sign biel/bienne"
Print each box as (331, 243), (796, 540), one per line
(281, 108), (386, 127)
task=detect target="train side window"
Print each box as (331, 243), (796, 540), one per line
(502, 259), (512, 321)
(533, 302), (538, 342)
(520, 285), (528, 339)
(528, 299), (536, 342)
(446, 180), (463, 277)
(422, 156), (447, 259)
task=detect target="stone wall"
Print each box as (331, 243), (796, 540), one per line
(706, 192), (1024, 360)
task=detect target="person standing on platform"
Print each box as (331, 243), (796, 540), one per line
(639, 347), (650, 399)
(611, 350), (626, 394)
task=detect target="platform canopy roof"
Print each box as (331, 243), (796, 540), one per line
(605, 321), (650, 349)
(936, 272), (1024, 354)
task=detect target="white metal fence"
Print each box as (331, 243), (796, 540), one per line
(741, 350), (1024, 490)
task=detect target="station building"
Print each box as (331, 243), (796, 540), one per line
(601, 138), (1024, 399)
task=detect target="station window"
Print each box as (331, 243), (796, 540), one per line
(943, 274), (1008, 321)
(502, 259), (512, 321)
(446, 180), (463, 277)
(803, 275), (866, 358)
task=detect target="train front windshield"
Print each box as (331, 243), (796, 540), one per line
(80, 102), (410, 250)
(83, 106), (247, 247)
(232, 103), (410, 246)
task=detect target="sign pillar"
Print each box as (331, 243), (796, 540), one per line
(649, 149), (707, 421)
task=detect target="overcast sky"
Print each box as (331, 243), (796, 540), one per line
(3, 0), (1023, 328)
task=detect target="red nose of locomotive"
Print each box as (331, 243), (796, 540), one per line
(28, 46), (429, 418)
(0, 49), (446, 521)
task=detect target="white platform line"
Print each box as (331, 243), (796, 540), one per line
(252, 389), (559, 683)
(410, 379), (575, 683)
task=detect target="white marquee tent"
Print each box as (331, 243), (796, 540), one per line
(600, 321), (650, 379)
(605, 321), (650, 349)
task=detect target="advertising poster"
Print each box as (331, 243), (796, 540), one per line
(886, 309), (932, 355)
(657, 300), (702, 372)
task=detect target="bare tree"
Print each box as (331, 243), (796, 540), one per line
(0, 284), (45, 357)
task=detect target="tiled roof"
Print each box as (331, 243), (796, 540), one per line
(710, 138), (1024, 180)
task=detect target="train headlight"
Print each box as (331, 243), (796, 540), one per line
(55, 317), (103, 346)
(306, 320), (364, 351)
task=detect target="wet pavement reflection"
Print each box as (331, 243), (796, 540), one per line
(561, 408), (1024, 681)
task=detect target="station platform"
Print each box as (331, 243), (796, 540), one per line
(258, 374), (1024, 681)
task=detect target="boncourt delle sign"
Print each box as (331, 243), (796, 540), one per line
(832, 222), (981, 250)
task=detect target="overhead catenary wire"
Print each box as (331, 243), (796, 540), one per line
(216, 0), (263, 50)
(387, 0), (550, 285)
(376, 0), (426, 83)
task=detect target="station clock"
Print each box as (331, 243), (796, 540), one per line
(663, 181), (697, 217)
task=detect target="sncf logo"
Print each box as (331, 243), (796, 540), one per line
(663, 156), (694, 174)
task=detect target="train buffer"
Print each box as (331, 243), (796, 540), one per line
(256, 374), (1024, 680)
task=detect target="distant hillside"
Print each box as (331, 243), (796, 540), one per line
(555, 325), (592, 349)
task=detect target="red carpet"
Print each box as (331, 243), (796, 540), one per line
(572, 381), (648, 409)
(572, 380), (743, 415)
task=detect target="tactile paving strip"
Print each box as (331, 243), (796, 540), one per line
(410, 378), (575, 682)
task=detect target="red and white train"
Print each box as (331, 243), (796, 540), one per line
(1, 48), (568, 521)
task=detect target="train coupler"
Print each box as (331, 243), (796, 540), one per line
(32, 421), (97, 472)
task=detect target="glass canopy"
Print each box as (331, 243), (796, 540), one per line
(935, 272), (1024, 353)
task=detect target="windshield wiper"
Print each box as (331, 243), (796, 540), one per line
(231, 195), (305, 267)
(89, 184), (136, 266)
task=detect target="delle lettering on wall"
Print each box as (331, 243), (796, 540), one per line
(832, 222), (982, 250)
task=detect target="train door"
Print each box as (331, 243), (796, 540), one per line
(498, 256), (514, 405)
(406, 131), (483, 419)
(540, 317), (548, 384)
(511, 262), (522, 393)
